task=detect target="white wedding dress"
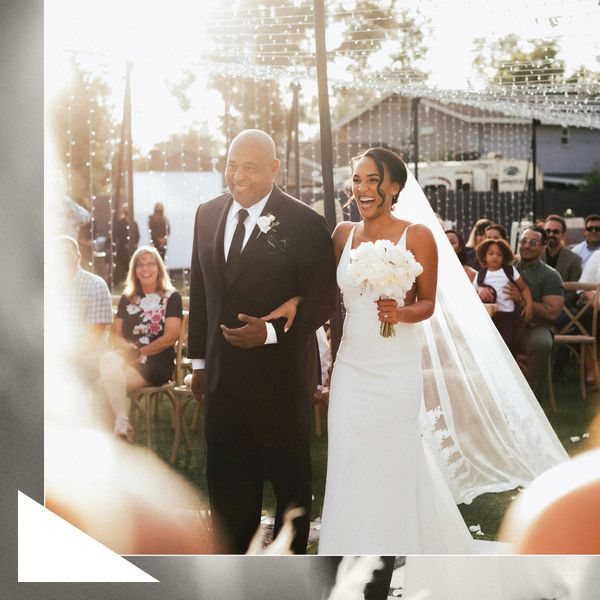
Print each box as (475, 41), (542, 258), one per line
(318, 170), (568, 554)
(318, 226), (474, 554)
(402, 556), (571, 600)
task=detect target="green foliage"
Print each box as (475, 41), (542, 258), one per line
(48, 56), (117, 208)
(136, 130), (221, 172)
(472, 34), (565, 87)
(210, 75), (290, 154)
(582, 165), (600, 191)
(202, 0), (315, 152)
(329, 1), (429, 123)
(165, 70), (197, 112)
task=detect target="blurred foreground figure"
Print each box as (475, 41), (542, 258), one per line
(47, 238), (213, 553)
(500, 446), (600, 554)
(45, 425), (216, 554)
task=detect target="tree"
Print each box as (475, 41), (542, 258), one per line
(327, 1), (429, 123)
(565, 65), (600, 87)
(47, 55), (117, 208)
(582, 165), (600, 191)
(471, 35), (565, 87)
(135, 130), (221, 172)
(202, 0), (316, 153)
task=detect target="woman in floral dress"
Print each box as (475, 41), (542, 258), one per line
(98, 246), (182, 442)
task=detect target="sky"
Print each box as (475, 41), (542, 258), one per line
(45, 0), (600, 152)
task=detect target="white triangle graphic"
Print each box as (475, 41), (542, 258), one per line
(18, 491), (158, 582)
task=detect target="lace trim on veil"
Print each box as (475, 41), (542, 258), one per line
(396, 171), (567, 504)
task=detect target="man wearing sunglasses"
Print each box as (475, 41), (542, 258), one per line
(541, 214), (582, 283)
(572, 214), (600, 267)
(505, 226), (565, 400)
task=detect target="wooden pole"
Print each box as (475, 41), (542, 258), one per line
(412, 97), (421, 181)
(313, 0), (337, 232)
(531, 118), (541, 220)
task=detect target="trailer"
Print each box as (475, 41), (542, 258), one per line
(333, 154), (543, 193)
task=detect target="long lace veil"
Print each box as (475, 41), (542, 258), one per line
(394, 171), (568, 504)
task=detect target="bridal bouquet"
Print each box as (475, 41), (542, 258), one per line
(347, 239), (423, 337)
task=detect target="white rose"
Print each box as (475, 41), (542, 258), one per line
(257, 214), (275, 234)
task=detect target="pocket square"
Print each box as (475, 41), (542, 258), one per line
(267, 234), (289, 254)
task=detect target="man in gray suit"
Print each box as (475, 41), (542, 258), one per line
(541, 214), (582, 379)
(541, 214), (582, 285)
(542, 213), (582, 312)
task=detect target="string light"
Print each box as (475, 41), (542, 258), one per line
(86, 72), (95, 271)
(59, 0), (599, 273)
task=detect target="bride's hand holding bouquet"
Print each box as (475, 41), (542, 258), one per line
(347, 238), (423, 337)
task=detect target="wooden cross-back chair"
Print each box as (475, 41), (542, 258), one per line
(548, 282), (599, 407)
(130, 311), (193, 463)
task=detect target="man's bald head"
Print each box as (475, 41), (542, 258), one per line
(230, 129), (277, 161)
(225, 129), (281, 207)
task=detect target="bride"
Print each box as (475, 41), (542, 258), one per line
(267, 147), (567, 554)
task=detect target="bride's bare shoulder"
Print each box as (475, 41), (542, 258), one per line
(405, 223), (436, 253)
(405, 222), (433, 239)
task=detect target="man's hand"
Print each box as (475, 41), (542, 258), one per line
(191, 369), (206, 403)
(504, 281), (522, 302)
(221, 314), (267, 348)
(477, 287), (496, 303)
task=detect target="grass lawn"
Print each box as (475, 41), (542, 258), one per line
(140, 361), (598, 554)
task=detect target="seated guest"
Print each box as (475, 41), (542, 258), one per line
(475, 238), (532, 354)
(485, 223), (508, 241)
(541, 214), (582, 285)
(572, 214), (600, 267)
(541, 215), (583, 379)
(98, 246), (182, 442)
(54, 235), (113, 373)
(505, 226), (565, 400)
(446, 229), (478, 282)
(577, 250), (600, 386)
(579, 246), (600, 289)
(465, 218), (492, 270)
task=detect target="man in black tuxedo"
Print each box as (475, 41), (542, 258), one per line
(188, 129), (337, 554)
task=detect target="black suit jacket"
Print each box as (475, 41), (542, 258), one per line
(188, 186), (336, 432)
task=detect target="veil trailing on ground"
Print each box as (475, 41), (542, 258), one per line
(394, 171), (568, 504)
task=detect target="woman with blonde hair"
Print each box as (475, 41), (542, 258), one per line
(99, 245), (182, 441)
(465, 217), (492, 269)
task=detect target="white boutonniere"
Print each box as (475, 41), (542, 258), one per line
(256, 213), (279, 236)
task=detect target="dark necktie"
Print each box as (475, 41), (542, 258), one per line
(225, 208), (248, 284)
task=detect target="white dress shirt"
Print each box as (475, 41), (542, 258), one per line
(192, 190), (277, 371)
(579, 250), (600, 284)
